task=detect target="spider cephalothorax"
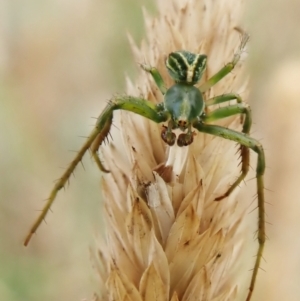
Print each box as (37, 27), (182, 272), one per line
(24, 31), (265, 301)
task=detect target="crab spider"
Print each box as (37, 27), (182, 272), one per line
(25, 32), (265, 301)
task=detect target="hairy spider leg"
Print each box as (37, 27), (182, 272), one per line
(197, 32), (251, 203)
(140, 63), (167, 95)
(24, 96), (168, 246)
(199, 31), (249, 93)
(193, 121), (265, 301)
(205, 93), (242, 106)
(203, 95), (252, 200)
(24, 127), (105, 246)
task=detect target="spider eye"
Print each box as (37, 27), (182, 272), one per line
(166, 51), (207, 84)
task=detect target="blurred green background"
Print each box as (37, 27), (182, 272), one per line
(1, 0), (300, 300)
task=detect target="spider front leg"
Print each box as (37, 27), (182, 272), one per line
(193, 121), (265, 301)
(203, 95), (252, 200)
(24, 96), (168, 246)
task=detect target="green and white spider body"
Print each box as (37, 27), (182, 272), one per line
(24, 32), (265, 301)
(163, 52), (206, 144)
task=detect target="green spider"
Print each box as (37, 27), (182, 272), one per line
(24, 32), (265, 301)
